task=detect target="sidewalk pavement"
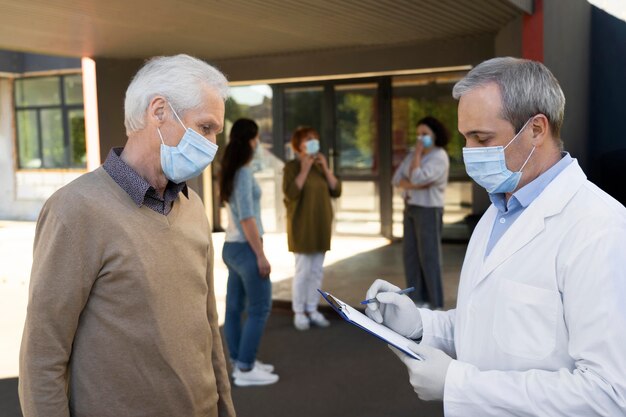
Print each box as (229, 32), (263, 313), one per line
(0, 220), (466, 417)
(0, 220), (465, 379)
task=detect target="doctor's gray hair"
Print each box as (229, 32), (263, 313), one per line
(452, 57), (565, 137)
(124, 54), (229, 134)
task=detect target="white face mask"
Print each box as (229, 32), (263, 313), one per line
(305, 139), (320, 155)
(157, 103), (218, 184)
(462, 117), (536, 194)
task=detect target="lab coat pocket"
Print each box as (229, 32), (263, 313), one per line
(493, 279), (558, 360)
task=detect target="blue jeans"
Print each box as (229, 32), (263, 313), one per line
(222, 241), (272, 369)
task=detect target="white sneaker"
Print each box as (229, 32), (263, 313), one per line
(233, 366), (279, 387)
(293, 313), (310, 331)
(254, 359), (274, 373)
(308, 311), (330, 327)
(230, 359), (275, 377)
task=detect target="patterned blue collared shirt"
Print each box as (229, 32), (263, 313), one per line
(485, 152), (573, 257)
(103, 147), (188, 215)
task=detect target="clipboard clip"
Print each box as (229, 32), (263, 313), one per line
(319, 289), (348, 315)
(326, 293), (347, 312)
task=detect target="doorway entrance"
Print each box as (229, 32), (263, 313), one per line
(214, 71), (472, 241)
(277, 80), (387, 236)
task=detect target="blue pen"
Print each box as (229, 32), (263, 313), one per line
(360, 286), (415, 305)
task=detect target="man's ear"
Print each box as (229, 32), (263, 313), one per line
(531, 114), (550, 147)
(148, 96), (167, 126)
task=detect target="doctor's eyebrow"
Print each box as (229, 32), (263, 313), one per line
(461, 129), (496, 138)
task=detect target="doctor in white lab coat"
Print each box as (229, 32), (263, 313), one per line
(366, 57), (626, 416)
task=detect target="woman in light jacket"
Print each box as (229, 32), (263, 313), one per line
(283, 126), (342, 331)
(392, 116), (450, 309)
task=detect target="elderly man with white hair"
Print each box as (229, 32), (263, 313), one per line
(19, 54), (236, 417)
(366, 57), (626, 416)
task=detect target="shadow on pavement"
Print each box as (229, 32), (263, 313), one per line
(0, 312), (443, 417)
(230, 312), (443, 417)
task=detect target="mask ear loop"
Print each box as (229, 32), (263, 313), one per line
(518, 146), (536, 172)
(504, 117), (534, 150)
(156, 127), (165, 145)
(504, 116), (536, 172)
(168, 102), (188, 130)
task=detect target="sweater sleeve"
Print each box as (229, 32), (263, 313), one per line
(330, 177), (342, 198)
(392, 153), (411, 186)
(282, 161), (302, 201)
(205, 238), (236, 417)
(19, 201), (98, 417)
(409, 150), (448, 185)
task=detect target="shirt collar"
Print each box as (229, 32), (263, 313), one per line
(489, 152), (573, 213)
(103, 147), (188, 207)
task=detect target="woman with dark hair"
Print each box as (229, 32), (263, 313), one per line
(392, 116), (450, 310)
(219, 118), (278, 386)
(283, 126), (342, 331)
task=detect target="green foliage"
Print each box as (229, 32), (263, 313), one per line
(338, 93), (374, 154)
(71, 115), (86, 166)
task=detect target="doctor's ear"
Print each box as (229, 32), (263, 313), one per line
(530, 114), (550, 146)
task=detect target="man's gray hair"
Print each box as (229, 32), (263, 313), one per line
(124, 54), (229, 134)
(452, 57), (565, 137)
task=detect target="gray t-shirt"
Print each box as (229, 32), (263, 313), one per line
(392, 147), (449, 208)
(225, 166), (264, 242)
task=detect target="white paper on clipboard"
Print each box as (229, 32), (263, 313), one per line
(319, 290), (423, 361)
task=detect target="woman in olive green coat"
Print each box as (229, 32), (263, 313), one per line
(283, 126), (342, 331)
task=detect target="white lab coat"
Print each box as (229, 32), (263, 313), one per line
(419, 160), (626, 416)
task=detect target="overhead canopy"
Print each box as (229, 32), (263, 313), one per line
(0, 0), (528, 60)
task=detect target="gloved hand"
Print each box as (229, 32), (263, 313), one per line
(364, 279), (422, 339)
(390, 343), (453, 401)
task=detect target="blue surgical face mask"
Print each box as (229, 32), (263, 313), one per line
(419, 134), (433, 148)
(462, 117), (536, 194)
(157, 103), (219, 184)
(305, 139), (320, 155)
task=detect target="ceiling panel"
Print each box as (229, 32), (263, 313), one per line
(0, 0), (523, 60)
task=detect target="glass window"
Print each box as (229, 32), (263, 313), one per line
(40, 109), (65, 168)
(17, 110), (40, 169)
(391, 72), (472, 238)
(392, 73), (466, 178)
(15, 77), (61, 107)
(14, 74), (86, 169)
(335, 83), (378, 176)
(214, 84), (278, 232)
(68, 109), (86, 167)
(64, 74), (84, 105)
(283, 86), (323, 160)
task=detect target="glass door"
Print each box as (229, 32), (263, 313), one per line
(333, 82), (381, 235)
(283, 85), (324, 160)
(391, 73), (472, 240)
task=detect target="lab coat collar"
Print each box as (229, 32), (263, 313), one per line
(472, 159), (587, 289)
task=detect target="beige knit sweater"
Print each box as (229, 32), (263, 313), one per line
(19, 167), (235, 417)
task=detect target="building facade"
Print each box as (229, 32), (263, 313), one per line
(1, 0), (624, 239)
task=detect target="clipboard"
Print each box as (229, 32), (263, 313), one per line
(318, 289), (423, 360)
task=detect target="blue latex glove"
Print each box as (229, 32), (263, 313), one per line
(390, 343), (453, 401)
(364, 279), (423, 339)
